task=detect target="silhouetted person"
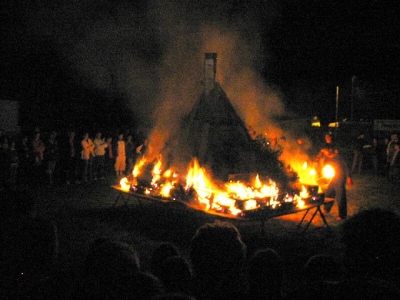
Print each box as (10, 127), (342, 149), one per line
(340, 208), (400, 285)
(245, 247), (285, 300)
(387, 134), (399, 180)
(389, 142), (400, 181)
(350, 132), (370, 175)
(316, 133), (349, 220)
(287, 253), (345, 300)
(150, 242), (181, 281)
(74, 237), (146, 299)
(158, 256), (194, 296)
(316, 208), (400, 300)
(189, 220), (247, 300)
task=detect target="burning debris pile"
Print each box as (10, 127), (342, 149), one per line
(119, 157), (328, 219)
(117, 53), (333, 219)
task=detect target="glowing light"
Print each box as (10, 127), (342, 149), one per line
(119, 177), (130, 191)
(160, 182), (173, 198)
(323, 165), (335, 179)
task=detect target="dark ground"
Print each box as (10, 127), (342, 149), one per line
(2, 172), (400, 298)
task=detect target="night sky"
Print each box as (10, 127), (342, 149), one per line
(2, 0), (400, 133)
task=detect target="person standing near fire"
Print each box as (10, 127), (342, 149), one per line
(32, 131), (45, 185)
(316, 133), (349, 221)
(389, 142), (400, 182)
(135, 138), (149, 161)
(93, 131), (108, 181)
(387, 133), (399, 181)
(115, 132), (126, 179)
(81, 132), (95, 183)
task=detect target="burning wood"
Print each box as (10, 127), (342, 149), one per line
(118, 156), (329, 218)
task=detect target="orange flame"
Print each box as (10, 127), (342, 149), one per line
(151, 157), (163, 185)
(299, 185), (309, 198)
(132, 156), (147, 177)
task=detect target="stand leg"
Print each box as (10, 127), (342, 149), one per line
(297, 209), (311, 229)
(316, 206), (330, 229)
(303, 207), (320, 231)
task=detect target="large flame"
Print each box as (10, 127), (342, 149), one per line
(119, 154), (327, 217)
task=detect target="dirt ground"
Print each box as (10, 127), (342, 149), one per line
(4, 172), (400, 297)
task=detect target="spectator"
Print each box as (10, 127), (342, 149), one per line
(44, 131), (59, 185)
(32, 131), (45, 167)
(61, 130), (80, 184)
(370, 136), (379, 175)
(350, 132), (370, 175)
(389, 142), (400, 182)
(303, 253), (345, 283)
(0, 135), (10, 190)
(386, 133), (399, 179)
(17, 134), (32, 185)
(93, 131), (108, 181)
(189, 220), (247, 300)
(32, 131), (45, 184)
(115, 132), (126, 178)
(157, 256), (193, 296)
(81, 132), (95, 183)
(337, 208), (400, 299)
(136, 138), (149, 161)
(73, 237), (165, 299)
(105, 135), (114, 177)
(150, 242), (181, 281)
(245, 247), (285, 300)
(125, 134), (135, 176)
(8, 139), (20, 189)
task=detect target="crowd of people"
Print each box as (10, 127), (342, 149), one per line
(1, 126), (400, 299)
(348, 132), (400, 179)
(1, 209), (400, 299)
(1, 127), (399, 191)
(0, 127), (149, 190)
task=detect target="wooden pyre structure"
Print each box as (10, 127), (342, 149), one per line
(172, 53), (289, 184)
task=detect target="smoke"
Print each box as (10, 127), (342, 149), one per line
(24, 0), (313, 167)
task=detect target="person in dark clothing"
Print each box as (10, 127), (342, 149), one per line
(350, 132), (370, 175)
(245, 247), (285, 300)
(125, 134), (135, 176)
(189, 220), (247, 300)
(44, 131), (59, 185)
(389, 142), (400, 181)
(316, 133), (349, 220)
(337, 208), (400, 299)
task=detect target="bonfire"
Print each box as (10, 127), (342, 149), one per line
(118, 154), (334, 218)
